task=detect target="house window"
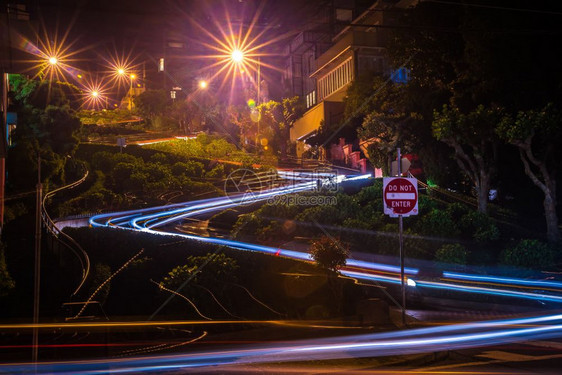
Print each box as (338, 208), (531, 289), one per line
(336, 8), (353, 22)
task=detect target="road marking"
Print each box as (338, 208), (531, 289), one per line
(419, 350), (562, 372)
(477, 350), (536, 361)
(525, 340), (562, 350)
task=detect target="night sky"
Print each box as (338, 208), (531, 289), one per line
(33, 0), (330, 65)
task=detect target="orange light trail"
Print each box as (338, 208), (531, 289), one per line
(0, 320), (360, 330)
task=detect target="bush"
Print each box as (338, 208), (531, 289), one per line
(500, 239), (555, 269)
(435, 243), (468, 265)
(414, 208), (459, 238)
(172, 161), (204, 178)
(161, 253), (238, 291)
(206, 164), (225, 179)
(232, 213), (264, 238)
(459, 211), (500, 242)
(446, 202), (471, 222)
(150, 153), (168, 164)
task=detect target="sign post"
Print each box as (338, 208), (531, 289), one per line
(383, 148), (418, 326)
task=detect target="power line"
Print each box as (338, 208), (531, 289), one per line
(421, 0), (562, 16)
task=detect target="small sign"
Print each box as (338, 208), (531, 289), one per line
(383, 177), (418, 217)
(117, 138), (126, 147)
(390, 158), (411, 177)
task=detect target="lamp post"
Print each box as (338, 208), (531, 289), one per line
(231, 49), (262, 150)
(117, 68), (135, 110)
(129, 74), (136, 111)
(257, 56), (261, 148)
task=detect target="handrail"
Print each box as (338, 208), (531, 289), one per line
(41, 165), (91, 297)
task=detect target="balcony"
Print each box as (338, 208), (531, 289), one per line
(313, 30), (385, 77)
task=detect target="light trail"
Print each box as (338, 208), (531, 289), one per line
(11, 171), (557, 372)
(88, 173), (562, 305)
(0, 320), (355, 330)
(2, 314), (562, 374)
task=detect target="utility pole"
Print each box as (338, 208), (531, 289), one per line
(32, 156), (42, 363)
(256, 57), (261, 151)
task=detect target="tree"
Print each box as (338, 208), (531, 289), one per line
(7, 76), (81, 189)
(309, 236), (349, 273)
(498, 104), (562, 243)
(433, 104), (502, 213)
(309, 236), (349, 316)
(0, 242), (15, 297)
(228, 105), (250, 145)
(134, 89), (169, 121)
(161, 252), (239, 304)
(248, 97), (303, 158)
(168, 100), (195, 135)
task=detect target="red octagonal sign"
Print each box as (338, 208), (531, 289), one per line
(383, 177), (418, 217)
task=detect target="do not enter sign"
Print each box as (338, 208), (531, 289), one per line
(383, 177), (418, 217)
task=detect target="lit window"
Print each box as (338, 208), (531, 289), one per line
(336, 8), (353, 22)
(167, 41), (184, 48)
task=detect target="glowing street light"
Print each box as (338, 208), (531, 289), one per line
(48, 56), (58, 65)
(231, 49), (244, 63)
(198, 80), (208, 89)
(91, 90), (99, 98)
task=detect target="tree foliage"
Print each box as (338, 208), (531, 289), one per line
(309, 236), (349, 273)
(498, 103), (562, 243)
(0, 243), (15, 297)
(432, 104), (502, 213)
(500, 239), (556, 270)
(161, 253), (238, 291)
(435, 243), (468, 265)
(7, 75), (81, 190)
(134, 89), (170, 120)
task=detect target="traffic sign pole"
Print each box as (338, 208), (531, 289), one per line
(383, 153), (419, 327)
(397, 148), (405, 327)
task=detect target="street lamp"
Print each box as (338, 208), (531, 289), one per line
(231, 49), (244, 63)
(48, 56), (58, 65)
(198, 80), (208, 89)
(129, 73), (136, 110)
(231, 49), (261, 148)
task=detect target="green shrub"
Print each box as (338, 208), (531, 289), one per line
(206, 164), (225, 179)
(459, 211), (500, 242)
(150, 153), (168, 164)
(435, 243), (468, 264)
(446, 202), (471, 222)
(417, 195), (439, 215)
(232, 213), (263, 238)
(414, 208), (459, 238)
(500, 239), (555, 269)
(172, 161), (204, 178)
(161, 253), (238, 291)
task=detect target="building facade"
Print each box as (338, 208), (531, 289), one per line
(289, 0), (418, 159)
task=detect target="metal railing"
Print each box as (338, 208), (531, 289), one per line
(42, 165), (91, 297)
